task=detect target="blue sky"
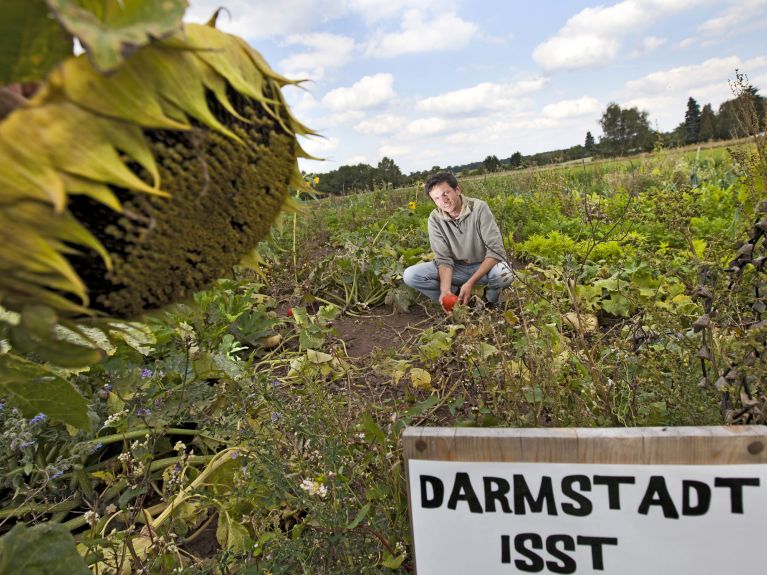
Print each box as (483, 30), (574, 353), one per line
(186, 0), (767, 174)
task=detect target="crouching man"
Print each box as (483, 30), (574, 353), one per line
(403, 172), (514, 312)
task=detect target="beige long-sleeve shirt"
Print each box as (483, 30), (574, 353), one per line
(427, 196), (507, 269)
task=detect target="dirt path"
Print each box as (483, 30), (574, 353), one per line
(332, 306), (433, 358)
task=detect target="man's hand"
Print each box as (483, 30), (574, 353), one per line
(457, 281), (474, 305)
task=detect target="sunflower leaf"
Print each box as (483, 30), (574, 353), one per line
(46, 0), (188, 72)
(0, 353), (91, 429)
(0, 0), (73, 84)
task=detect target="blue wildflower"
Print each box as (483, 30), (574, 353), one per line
(29, 413), (47, 425)
(141, 368), (153, 379)
(91, 442), (104, 454)
(271, 412), (283, 423)
(51, 470), (64, 480)
(18, 440), (36, 450)
(136, 408), (151, 418)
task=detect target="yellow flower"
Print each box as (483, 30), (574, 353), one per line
(408, 201), (416, 210)
(313, 176), (320, 185)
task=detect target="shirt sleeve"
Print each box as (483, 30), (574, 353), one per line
(475, 202), (507, 262)
(428, 213), (455, 269)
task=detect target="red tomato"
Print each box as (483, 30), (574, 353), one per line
(287, 307), (294, 317)
(443, 294), (459, 311)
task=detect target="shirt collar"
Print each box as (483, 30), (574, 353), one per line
(438, 196), (472, 220)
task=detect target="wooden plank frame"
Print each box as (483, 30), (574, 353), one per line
(403, 425), (767, 465)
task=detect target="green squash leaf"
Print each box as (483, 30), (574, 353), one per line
(0, 523), (89, 574)
(601, 293), (630, 317)
(0, 353), (90, 429)
(216, 510), (252, 553)
(46, 0), (188, 72)
(0, 0), (73, 84)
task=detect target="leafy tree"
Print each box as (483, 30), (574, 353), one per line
(584, 131), (595, 154)
(684, 97), (701, 144)
(699, 103), (717, 141)
(376, 156), (403, 187)
(483, 154), (501, 172)
(599, 103), (653, 156)
(509, 151), (523, 168)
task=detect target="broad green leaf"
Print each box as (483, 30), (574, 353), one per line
(418, 329), (454, 361)
(306, 349), (333, 364)
(478, 342), (499, 360)
(0, 523), (89, 575)
(380, 552), (406, 569)
(689, 238), (707, 258)
(216, 510), (252, 553)
(46, 0), (187, 72)
(8, 305), (104, 367)
(601, 293), (630, 317)
(410, 367), (432, 389)
(0, 353), (90, 429)
(360, 412), (386, 446)
(346, 502), (371, 530)
(522, 385), (544, 403)
(0, 0), (72, 84)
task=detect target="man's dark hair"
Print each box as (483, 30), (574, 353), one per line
(424, 171), (458, 195)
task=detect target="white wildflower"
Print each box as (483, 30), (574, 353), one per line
(300, 478), (328, 498)
(83, 510), (100, 526)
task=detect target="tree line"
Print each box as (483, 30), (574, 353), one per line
(309, 78), (766, 195)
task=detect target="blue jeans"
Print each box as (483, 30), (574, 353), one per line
(402, 261), (514, 303)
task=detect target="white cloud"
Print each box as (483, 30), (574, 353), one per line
(184, 0), (348, 39)
(279, 33), (355, 80)
(620, 55), (767, 131)
(533, 34), (619, 71)
(283, 87), (320, 115)
(625, 56), (745, 94)
(300, 135), (340, 158)
(543, 96), (601, 119)
(677, 37), (697, 49)
(378, 144), (412, 158)
(348, 0), (450, 23)
(344, 154), (370, 165)
(417, 78), (547, 115)
(698, 0), (767, 35)
(322, 73), (396, 111)
(354, 115), (408, 135)
(366, 10), (477, 57)
(407, 117), (450, 135)
(629, 36), (666, 59)
(533, 0), (709, 71)
(321, 110), (366, 126)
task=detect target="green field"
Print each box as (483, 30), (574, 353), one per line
(2, 141), (766, 573)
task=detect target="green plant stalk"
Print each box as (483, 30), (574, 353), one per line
(150, 447), (239, 529)
(78, 427), (222, 448)
(0, 497), (82, 519)
(64, 455), (215, 531)
(292, 212), (298, 283)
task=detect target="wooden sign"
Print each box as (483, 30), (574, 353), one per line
(403, 426), (767, 574)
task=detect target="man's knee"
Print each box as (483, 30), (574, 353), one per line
(403, 265), (417, 288)
(489, 264), (514, 288)
(403, 262), (433, 287)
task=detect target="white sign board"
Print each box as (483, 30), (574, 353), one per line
(409, 459), (766, 574)
(404, 427), (767, 575)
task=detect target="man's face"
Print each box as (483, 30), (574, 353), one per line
(428, 182), (462, 213)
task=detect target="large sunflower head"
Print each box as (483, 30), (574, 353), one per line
(0, 22), (315, 318)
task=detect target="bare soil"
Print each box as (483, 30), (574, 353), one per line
(331, 306), (432, 358)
